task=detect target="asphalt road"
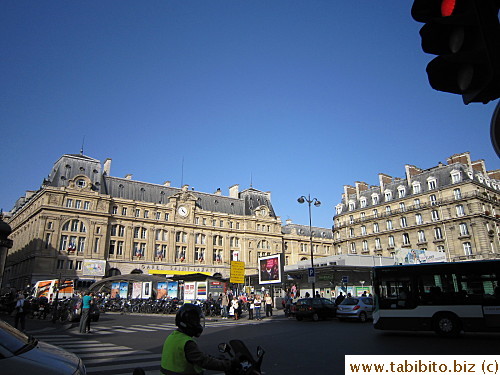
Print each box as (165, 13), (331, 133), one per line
(4, 311), (500, 375)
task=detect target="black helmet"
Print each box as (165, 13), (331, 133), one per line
(175, 303), (205, 337)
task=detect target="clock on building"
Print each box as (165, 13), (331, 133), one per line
(178, 206), (189, 217)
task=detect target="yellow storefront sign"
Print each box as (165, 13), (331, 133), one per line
(148, 270), (211, 276)
(230, 261), (245, 284)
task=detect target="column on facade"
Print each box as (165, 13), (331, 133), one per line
(125, 224), (133, 261)
(146, 225), (154, 263)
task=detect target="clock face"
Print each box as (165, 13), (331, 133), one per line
(178, 206), (188, 217)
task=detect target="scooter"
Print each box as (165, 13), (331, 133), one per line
(218, 339), (265, 375)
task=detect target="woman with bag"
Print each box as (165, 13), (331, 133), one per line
(231, 297), (239, 320)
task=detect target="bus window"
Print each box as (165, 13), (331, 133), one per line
(377, 279), (413, 309)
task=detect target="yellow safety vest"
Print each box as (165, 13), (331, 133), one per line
(161, 330), (203, 374)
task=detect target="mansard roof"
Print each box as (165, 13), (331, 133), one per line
(337, 159), (499, 212)
(282, 223), (333, 239)
(10, 153), (277, 218)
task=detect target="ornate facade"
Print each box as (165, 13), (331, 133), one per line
(3, 153), (334, 290)
(333, 152), (500, 262)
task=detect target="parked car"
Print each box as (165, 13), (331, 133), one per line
(336, 297), (373, 322)
(295, 297), (337, 321)
(65, 297), (100, 322)
(0, 319), (86, 375)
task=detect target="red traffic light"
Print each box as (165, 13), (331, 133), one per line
(441, 0), (456, 16)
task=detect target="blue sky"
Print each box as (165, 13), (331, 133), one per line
(1, 1), (499, 229)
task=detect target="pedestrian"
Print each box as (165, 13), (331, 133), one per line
(265, 293), (273, 317)
(254, 294), (262, 320)
(335, 292), (345, 305)
(247, 294), (254, 320)
(221, 292), (229, 319)
(315, 291), (321, 298)
(79, 291), (93, 334)
(161, 304), (236, 374)
(284, 293), (292, 317)
(14, 293), (26, 331)
(231, 297), (240, 320)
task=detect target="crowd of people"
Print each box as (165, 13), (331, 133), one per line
(216, 291), (275, 321)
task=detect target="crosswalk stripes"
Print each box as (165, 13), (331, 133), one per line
(34, 333), (160, 374)
(67, 318), (271, 336)
(32, 318), (278, 374)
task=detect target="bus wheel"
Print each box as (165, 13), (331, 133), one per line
(433, 313), (460, 337)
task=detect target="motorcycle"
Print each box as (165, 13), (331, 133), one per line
(218, 339), (265, 375)
(131, 340), (264, 375)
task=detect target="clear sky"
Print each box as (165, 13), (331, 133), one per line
(1, 1), (499, 229)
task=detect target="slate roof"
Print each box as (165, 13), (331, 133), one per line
(282, 223), (334, 239)
(336, 161), (499, 213)
(10, 153), (277, 218)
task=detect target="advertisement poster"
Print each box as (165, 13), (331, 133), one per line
(82, 259), (106, 277)
(394, 249), (446, 265)
(258, 254), (282, 284)
(168, 281), (178, 298)
(197, 282), (207, 299)
(355, 286), (372, 296)
(111, 282), (120, 298)
(132, 282), (142, 299)
(184, 281), (196, 301)
(157, 282), (168, 299)
(336, 285), (354, 297)
(119, 282), (128, 299)
(142, 282), (152, 299)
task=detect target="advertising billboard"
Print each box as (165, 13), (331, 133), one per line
(82, 259), (106, 277)
(168, 281), (178, 298)
(394, 249), (447, 265)
(258, 254), (282, 284)
(157, 282), (168, 299)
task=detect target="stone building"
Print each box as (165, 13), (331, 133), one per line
(333, 152), (500, 262)
(3, 153), (334, 290)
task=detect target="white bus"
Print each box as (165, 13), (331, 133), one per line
(372, 259), (500, 336)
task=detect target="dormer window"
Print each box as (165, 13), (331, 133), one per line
(398, 186), (406, 198)
(427, 177), (437, 190)
(360, 197), (367, 208)
(451, 169), (462, 184)
(384, 190), (392, 202)
(76, 178), (86, 188)
(348, 201), (356, 211)
(371, 194), (379, 205)
(412, 182), (421, 194)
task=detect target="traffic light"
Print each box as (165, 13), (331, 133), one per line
(411, 0), (500, 104)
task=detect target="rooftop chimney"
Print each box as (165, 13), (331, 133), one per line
(229, 184), (239, 198)
(103, 158), (112, 175)
(379, 173), (392, 191)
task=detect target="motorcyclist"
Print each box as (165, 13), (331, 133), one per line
(161, 303), (235, 375)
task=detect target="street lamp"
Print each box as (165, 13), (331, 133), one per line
(297, 194), (321, 297)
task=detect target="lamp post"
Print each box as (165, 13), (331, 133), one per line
(297, 194), (321, 298)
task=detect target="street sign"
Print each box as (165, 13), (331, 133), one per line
(230, 261), (245, 284)
(308, 267), (316, 283)
(342, 276), (349, 283)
